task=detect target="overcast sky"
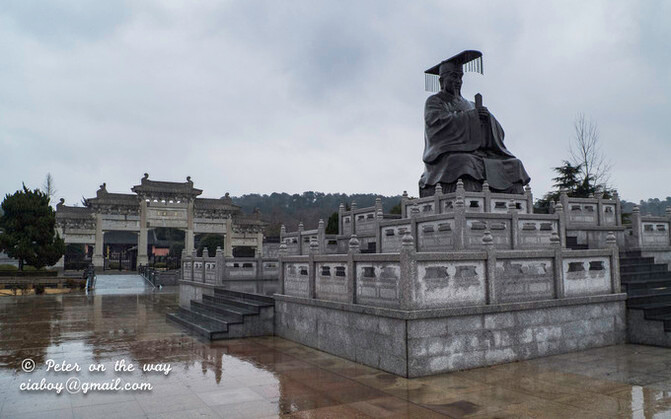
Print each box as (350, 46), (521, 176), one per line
(1, 1), (669, 206)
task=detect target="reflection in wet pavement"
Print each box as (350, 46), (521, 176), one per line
(1, 290), (671, 418)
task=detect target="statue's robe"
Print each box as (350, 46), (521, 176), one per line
(419, 91), (530, 195)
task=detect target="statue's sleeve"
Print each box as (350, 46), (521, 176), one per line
(423, 95), (482, 164)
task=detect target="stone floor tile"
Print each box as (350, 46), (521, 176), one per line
(196, 386), (265, 407)
(72, 399), (146, 419)
(136, 392), (208, 415)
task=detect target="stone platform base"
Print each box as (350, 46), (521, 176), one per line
(274, 294), (627, 377)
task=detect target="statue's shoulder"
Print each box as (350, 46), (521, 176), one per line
(425, 92), (446, 108)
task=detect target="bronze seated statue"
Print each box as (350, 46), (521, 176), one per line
(419, 50), (530, 197)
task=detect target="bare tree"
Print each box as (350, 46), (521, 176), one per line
(569, 113), (612, 193)
(42, 173), (57, 203)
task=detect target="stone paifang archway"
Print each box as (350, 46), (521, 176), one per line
(54, 174), (266, 270)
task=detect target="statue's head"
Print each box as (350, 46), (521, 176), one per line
(439, 61), (463, 96)
(424, 50), (483, 94)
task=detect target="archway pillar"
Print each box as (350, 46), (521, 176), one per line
(138, 199), (149, 266)
(92, 213), (104, 269)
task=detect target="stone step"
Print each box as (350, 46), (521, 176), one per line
(622, 279), (671, 291)
(627, 302), (671, 317)
(190, 300), (244, 323)
(620, 263), (669, 274)
(622, 271), (671, 281)
(620, 257), (656, 266)
(167, 289), (275, 341)
(627, 291), (671, 306)
(624, 285), (671, 297)
(210, 293), (272, 311)
(166, 311), (230, 340)
(214, 288), (275, 307)
(177, 307), (231, 330)
(201, 294), (260, 315)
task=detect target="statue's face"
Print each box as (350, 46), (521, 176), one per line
(439, 64), (463, 95)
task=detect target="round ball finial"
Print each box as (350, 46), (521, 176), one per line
(482, 229), (494, 246)
(401, 230), (414, 247)
(309, 236), (320, 253)
(348, 234), (361, 253)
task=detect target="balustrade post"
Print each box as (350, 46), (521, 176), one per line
(555, 202), (566, 248)
(399, 231), (417, 310)
(483, 230), (497, 304)
(454, 179), (466, 250)
(614, 191), (622, 227)
(607, 231), (621, 293)
(632, 206), (642, 248)
(348, 235), (360, 304)
(215, 246), (224, 285)
(201, 248), (208, 283)
(278, 242), (287, 294)
(482, 181), (490, 213)
(508, 199), (519, 250)
(551, 232), (564, 299)
(524, 184), (533, 214)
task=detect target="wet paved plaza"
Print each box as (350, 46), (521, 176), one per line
(1, 277), (671, 418)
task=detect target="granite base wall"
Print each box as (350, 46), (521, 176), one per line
(274, 299), (408, 376)
(407, 300), (626, 377)
(275, 295), (626, 377)
(627, 308), (671, 347)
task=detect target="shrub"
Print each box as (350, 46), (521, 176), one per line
(0, 264), (18, 271)
(34, 284), (45, 295)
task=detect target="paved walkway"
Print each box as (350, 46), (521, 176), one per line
(1, 291), (671, 417)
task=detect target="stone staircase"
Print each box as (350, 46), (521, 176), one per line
(167, 289), (274, 340)
(621, 250), (671, 346)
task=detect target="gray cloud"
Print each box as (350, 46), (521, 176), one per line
(1, 0), (669, 206)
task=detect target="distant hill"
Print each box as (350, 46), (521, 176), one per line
(621, 197), (671, 216)
(231, 192), (402, 236)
